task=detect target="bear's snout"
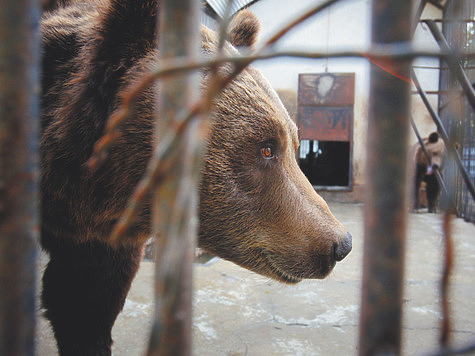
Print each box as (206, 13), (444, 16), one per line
(332, 232), (352, 262)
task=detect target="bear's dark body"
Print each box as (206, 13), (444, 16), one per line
(40, 1), (351, 354)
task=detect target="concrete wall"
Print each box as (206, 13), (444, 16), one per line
(247, 0), (442, 202)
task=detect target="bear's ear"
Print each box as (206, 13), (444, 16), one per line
(228, 9), (260, 50)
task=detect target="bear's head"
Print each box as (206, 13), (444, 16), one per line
(198, 11), (352, 283)
(39, 3), (351, 284)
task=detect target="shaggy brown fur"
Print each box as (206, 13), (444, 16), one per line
(40, 1), (351, 354)
(228, 9), (260, 49)
(42, 0), (70, 11)
(413, 132), (446, 213)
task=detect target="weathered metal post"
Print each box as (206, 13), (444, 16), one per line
(147, 0), (201, 355)
(358, 1), (413, 355)
(0, 0), (40, 355)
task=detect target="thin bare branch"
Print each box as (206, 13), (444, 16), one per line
(89, 0), (472, 260)
(109, 103), (202, 245)
(261, 0), (341, 47)
(87, 0), (459, 170)
(440, 212), (454, 348)
(87, 44), (466, 169)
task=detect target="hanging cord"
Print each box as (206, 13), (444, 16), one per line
(325, 7), (330, 72)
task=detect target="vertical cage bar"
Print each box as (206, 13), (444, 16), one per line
(0, 0), (40, 355)
(147, 0), (201, 355)
(358, 1), (413, 355)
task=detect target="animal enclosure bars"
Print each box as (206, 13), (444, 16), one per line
(438, 0), (475, 223)
(1, 0), (475, 355)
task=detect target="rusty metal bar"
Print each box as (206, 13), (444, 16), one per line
(358, 1), (412, 355)
(440, 212), (454, 348)
(146, 0), (201, 355)
(424, 19), (475, 111)
(411, 69), (475, 202)
(438, 133), (458, 351)
(0, 0), (40, 355)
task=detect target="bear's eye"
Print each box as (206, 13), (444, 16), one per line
(261, 146), (274, 159)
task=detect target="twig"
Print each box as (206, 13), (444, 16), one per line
(262, 0), (341, 47)
(87, 0), (345, 169)
(108, 4), (243, 245)
(88, 0), (459, 170)
(91, 0), (474, 249)
(440, 212), (454, 348)
(109, 103), (202, 245)
(88, 41), (471, 170)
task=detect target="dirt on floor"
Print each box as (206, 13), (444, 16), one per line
(36, 203), (475, 355)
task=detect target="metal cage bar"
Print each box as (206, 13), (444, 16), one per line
(0, 0), (40, 354)
(147, 0), (201, 354)
(358, 1), (413, 355)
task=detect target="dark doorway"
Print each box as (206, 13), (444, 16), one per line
(297, 72), (354, 189)
(299, 140), (350, 187)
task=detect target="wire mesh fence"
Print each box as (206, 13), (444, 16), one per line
(439, 0), (475, 223)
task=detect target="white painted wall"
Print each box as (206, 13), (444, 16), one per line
(411, 5), (443, 142)
(247, 0), (442, 191)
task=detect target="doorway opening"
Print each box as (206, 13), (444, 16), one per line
(299, 140), (350, 187)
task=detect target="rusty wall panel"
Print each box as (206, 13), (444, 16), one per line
(298, 73), (355, 106)
(298, 106), (353, 141)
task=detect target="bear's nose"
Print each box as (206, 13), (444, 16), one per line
(332, 232), (352, 262)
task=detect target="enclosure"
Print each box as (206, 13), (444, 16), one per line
(1, 0), (475, 355)
(34, 203), (475, 355)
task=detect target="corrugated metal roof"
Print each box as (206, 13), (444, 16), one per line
(205, 0), (256, 18)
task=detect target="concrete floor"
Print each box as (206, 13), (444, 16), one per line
(36, 203), (475, 355)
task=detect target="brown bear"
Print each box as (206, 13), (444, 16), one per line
(413, 132), (445, 213)
(40, 1), (352, 354)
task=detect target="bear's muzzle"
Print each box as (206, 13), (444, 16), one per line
(332, 232), (352, 262)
